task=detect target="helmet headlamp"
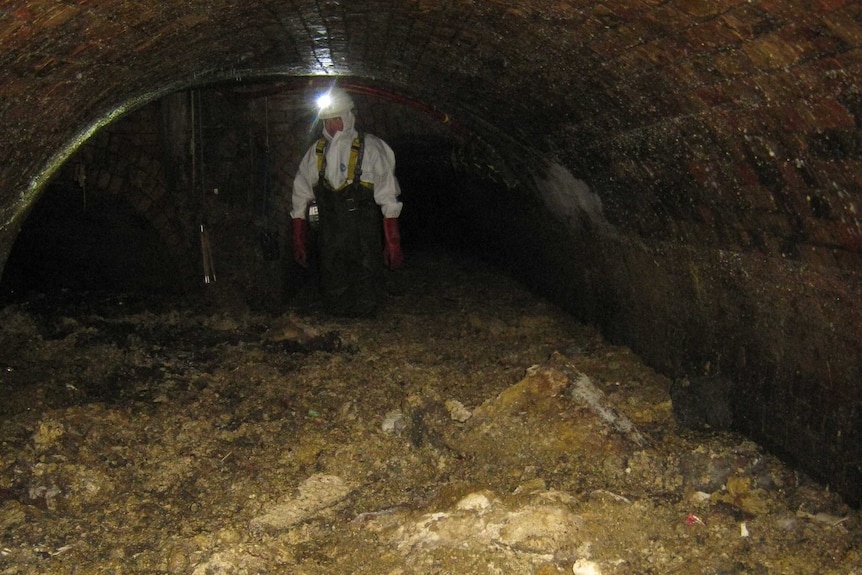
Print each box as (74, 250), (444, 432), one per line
(315, 87), (354, 120)
(316, 93), (333, 111)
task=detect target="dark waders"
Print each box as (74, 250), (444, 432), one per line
(314, 181), (383, 316)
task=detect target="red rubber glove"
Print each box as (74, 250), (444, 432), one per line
(383, 217), (404, 270)
(292, 218), (308, 267)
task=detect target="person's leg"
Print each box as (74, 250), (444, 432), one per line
(317, 189), (355, 316)
(351, 201), (385, 317)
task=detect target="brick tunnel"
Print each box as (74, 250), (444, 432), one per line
(0, 1), (860, 507)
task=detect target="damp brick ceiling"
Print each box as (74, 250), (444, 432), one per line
(2, 0), (861, 253)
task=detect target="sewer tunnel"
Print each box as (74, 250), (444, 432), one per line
(0, 1), (860, 507)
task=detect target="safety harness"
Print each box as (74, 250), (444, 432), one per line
(315, 132), (368, 191)
(310, 131), (374, 227)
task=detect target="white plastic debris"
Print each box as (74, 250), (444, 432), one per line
(382, 410), (406, 434)
(573, 558), (602, 575)
(249, 474), (354, 532)
(566, 368), (646, 447)
(690, 490), (712, 504)
(455, 492), (492, 511)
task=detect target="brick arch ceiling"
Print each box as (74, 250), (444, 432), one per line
(4, 1), (859, 256)
(2, 2), (862, 504)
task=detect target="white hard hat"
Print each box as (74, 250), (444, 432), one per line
(316, 87), (354, 119)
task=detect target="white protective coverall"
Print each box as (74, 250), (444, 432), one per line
(290, 110), (402, 221)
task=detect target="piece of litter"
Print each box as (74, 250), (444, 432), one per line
(445, 399), (472, 422)
(382, 410), (406, 434)
(690, 491), (711, 504)
(572, 558), (602, 575)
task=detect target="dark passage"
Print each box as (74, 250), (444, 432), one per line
(1, 180), (182, 301)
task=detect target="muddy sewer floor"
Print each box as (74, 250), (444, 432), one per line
(0, 250), (859, 575)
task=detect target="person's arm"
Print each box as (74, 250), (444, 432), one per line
(365, 136), (402, 218)
(365, 136), (404, 268)
(291, 147), (319, 220)
(291, 146), (319, 267)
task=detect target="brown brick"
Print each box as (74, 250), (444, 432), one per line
(635, 37), (688, 67)
(807, 160), (862, 192)
(833, 248), (862, 269)
(756, 0), (800, 19)
(36, 4), (80, 29)
(779, 159), (809, 190)
(751, 71), (798, 104)
(779, 23), (850, 64)
(694, 85), (733, 108)
(798, 244), (839, 268)
(710, 50), (755, 78)
(684, 19), (745, 53)
(588, 24), (651, 57)
(719, 7), (766, 41)
(796, 57), (852, 94)
(719, 143), (758, 181)
(804, 218), (844, 245)
(812, 0), (848, 11)
(743, 34), (803, 69)
(750, 187), (782, 211)
(837, 220), (862, 250)
(823, 11), (862, 45)
(723, 77), (770, 107)
(673, 0), (739, 19)
(799, 99), (856, 131)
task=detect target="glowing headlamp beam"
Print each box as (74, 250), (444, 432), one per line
(316, 92), (332, 111)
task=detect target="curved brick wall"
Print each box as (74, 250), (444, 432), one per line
(1, 1), (860, 504)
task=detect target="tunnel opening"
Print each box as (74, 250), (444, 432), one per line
(387, 135), (454, 250)
(0, 178), (183, 304)
(0, 79), (536, 310)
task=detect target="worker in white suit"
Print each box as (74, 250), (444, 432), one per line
(291, 87), (403, 316)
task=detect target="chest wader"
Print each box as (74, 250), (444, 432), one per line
(313, 133), (384, 317)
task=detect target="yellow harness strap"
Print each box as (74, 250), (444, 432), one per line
(316, 135), (365, 190)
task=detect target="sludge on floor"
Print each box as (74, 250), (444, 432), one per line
(0, 250), (858, 574)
